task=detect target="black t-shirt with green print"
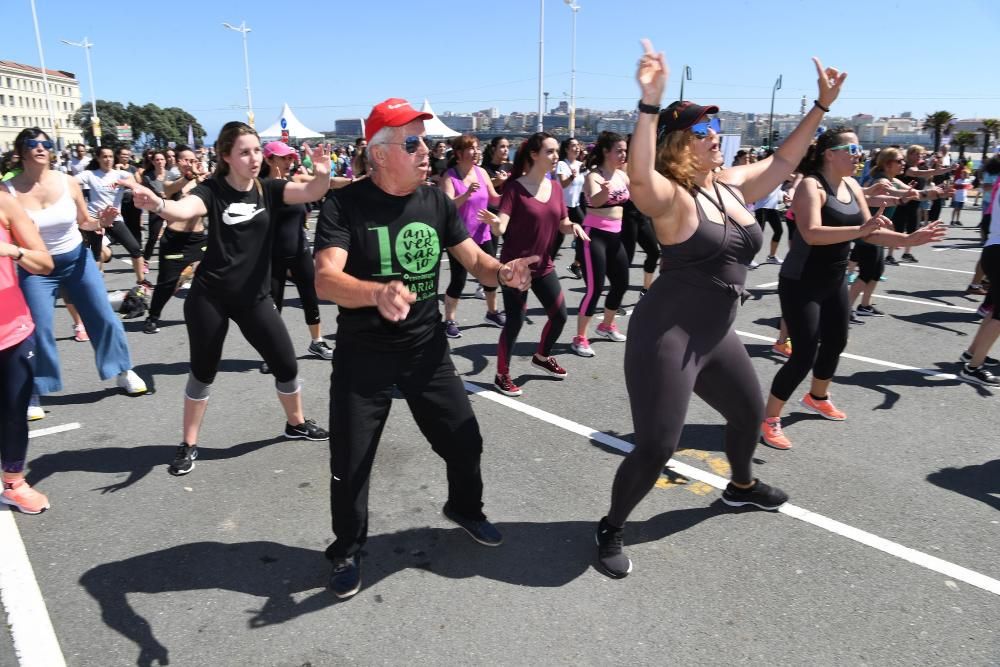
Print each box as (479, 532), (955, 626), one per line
(314, 178), (468, 350)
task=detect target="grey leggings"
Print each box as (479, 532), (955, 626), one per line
(608, 277), (761, 526)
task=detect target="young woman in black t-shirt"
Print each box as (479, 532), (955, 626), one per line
(125, 121), (335, 476)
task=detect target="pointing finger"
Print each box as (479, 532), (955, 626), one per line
(640, 38), (655, 55)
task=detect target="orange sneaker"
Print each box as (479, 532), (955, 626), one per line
(1, 479), (50, 514)
(760, 417), (792, 450)
(772, 339), (792, 358)
(800, 393), (846, 421)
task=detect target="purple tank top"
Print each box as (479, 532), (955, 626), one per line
(448, 166), (491, 244)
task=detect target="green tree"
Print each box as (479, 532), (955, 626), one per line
(952, 131), (978, 162)
(71, 100), (129, 147)
(922, 110), (955, 152)
(980, 118), (1000, 160)
(71, 99), (206, 148)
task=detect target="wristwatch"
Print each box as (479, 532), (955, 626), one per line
(14, 246), (24, 262)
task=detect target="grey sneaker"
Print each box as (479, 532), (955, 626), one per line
(308, 340), (334, 360)
(484, 311), (506, 328)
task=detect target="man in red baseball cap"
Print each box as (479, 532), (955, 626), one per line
(313, 96), (540, 600)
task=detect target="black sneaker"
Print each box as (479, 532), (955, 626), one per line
(284, 419), (329, 441)
(722, 479), (788, 510)
(959, 364), (1000, 387)
(856, 304), (885, 317)
(595, 516), (632, 579)
(901, 253), (918, 263)
(567, 263), (582, 279)
(329, 554), (362, 599)
(143, 318), (160, 334)
(849, 310), (865, 325)
(442, 502), (503, 546)
(885, 255), (899, 266)
(168, 444), (197, 476)
(960, 351), (999, 367)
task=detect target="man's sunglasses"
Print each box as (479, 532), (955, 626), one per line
(689, 117), (722, 138)
(25, 138), (54, 150)
(387, 136), (426, 154)
(829, 143), (864, 156)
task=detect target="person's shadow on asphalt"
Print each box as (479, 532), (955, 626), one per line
(926, 458), (1000, 512)
(80, 506), (726, 666)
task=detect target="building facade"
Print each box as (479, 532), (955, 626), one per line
(0, 60), (84, 152)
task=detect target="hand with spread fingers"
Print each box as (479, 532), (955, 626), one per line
(477, 208), (502, 235)
(907, 221), (947, 246)
(861, 204), (893, 237)
(118, 179), (160, 211)
(98, 206), (119, 228)
(498, 255), (540, 291)
(637, 38), (669, 105)
(374, 280), (416, 323)
(302, 142), (332, 178)
(812, 56), (847, 109)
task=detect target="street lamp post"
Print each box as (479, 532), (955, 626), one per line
(537, 0), (545, 132)
(223, 21), (255, 128)
(29, 0), (60, 154)
(563, 0), (580, 137)
(678, 65), (692, 101)
(61, 36), (100, 147)
(768, 74), (782, 149)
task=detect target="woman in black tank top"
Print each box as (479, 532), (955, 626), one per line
(594, 40), (847, 579)
(761, 129), (945, 451)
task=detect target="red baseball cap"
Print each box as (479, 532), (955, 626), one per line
(263, 141), (297, 158)
(364, 98), (432, 143)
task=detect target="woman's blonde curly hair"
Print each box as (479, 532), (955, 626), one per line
(655, 129), (701, 191)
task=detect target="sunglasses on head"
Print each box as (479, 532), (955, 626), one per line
(690, 117), (722, 138)
(829, 143), (864, 156)
(25, 138), (54, 150)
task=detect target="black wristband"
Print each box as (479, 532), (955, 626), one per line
(813, 99), (830, 113)
(638, 100), (661, 115)
(14, 247), (24, 262)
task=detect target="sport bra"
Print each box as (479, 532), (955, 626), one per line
(4, 174), (82, 256)
(587, 171), (630, 209)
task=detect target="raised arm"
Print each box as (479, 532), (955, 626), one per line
(720, 57), (846, 203)
(282, 143), (333, 205)
(626, 38), (679, 218)
(120, 178), (207, 222)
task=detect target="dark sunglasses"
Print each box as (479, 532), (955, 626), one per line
(25, 138), (54, 150)
(388, 135), (426, 154)
(689, 117), (722, 138)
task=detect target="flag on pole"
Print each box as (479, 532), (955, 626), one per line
(187, 124), (195, 148)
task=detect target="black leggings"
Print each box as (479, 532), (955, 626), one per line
(497, 270), (567, 374)
(148, 229), (206, 320)
(756, 208), (791, 244)
(580, 226), (629, 316)
(853, 241), (885, 283)
(982, 245), (1000, 320)
(770, 275), (849, 401)
(183, 285), (298, 385)
(622, 211), (661, 274)
(271, 250), (321, 325)
(608, 277), (761, 526)
(122, 199), (143, 250)
(327, 332), (484, 559)
(446, 239), (497, 299)
(142, 215), (164, 262)
(0, 335), (35, 474)
(82, 219), (142, 261)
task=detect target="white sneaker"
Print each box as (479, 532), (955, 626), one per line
(595, 323), (627, 342)
(747, 260), (760, 269)
(765, 255), (783, 265)
(474, 285), (486, 299)
(116, 370), (147, 395)
(27, 405), (44, 421)
(571, 335), (595, 357)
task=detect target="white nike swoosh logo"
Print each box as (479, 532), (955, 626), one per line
(221, 208), (265, 226)
(387, 103), (406, 110)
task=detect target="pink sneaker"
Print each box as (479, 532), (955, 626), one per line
(1, 479), (50, 514)
(73, 322), (89, 342)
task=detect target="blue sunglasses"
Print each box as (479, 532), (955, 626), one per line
(24, 138), (54, 150)
(690, 117), (722, 138)
(829, 143), (864, 156)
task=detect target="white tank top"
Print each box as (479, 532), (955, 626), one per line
(4, 174), (83, 256)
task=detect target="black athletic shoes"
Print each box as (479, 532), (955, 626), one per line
(329, 554), (362, 599)
(721, 479), (788, 510)
(960, 364), (1000, 387)
(284, 419), (329, 441)
(168, 444), (197, 476)
(595, 516), (632, 579)
(442, 503), (503, 546)
(959, 351), (998, 367)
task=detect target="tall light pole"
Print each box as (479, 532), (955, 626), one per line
(223, 21), (255, 128)
(537, 0), (545, 132)
(61, 36), (100, 147)
(678, 65), (692, 101)
(768, 74), (782, 148)
(29, 0), (60, 153)
(563, 0), (580, 137)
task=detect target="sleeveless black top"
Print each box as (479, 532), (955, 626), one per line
(659, 180), (762, 300)
(780, 174), (863, 282)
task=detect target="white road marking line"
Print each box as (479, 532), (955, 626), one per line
(734, 330), (960, 380)
(464, 382), (1000, 596)
(895, 263), (974, 275)
(0, 510), (67, 667)
(932, 247), (982, 254)
(27, 423), (81, 440)
(874, 294), (978, 312)
(754, 281), (779, 288)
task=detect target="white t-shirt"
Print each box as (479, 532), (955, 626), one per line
(76, 169), (128, 221)
(952, 177), (968, 203)
(988, 186), (1000, 248)
(753, 185), (784, 210)
(556, 159), (585, 208)
(69, 155), (91, 176)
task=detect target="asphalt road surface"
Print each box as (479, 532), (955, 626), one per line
(2, 206), (998, 666)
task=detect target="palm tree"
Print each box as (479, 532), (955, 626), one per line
(980, 119), (1000, 159)
(952, 131), (978, 163)
(923, 110), (956, 152)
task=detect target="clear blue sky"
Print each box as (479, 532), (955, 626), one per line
(5, 0), (999, 140)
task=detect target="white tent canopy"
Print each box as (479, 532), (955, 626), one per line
(258, 103), (324, 139)
(420, 99), (460, 138)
